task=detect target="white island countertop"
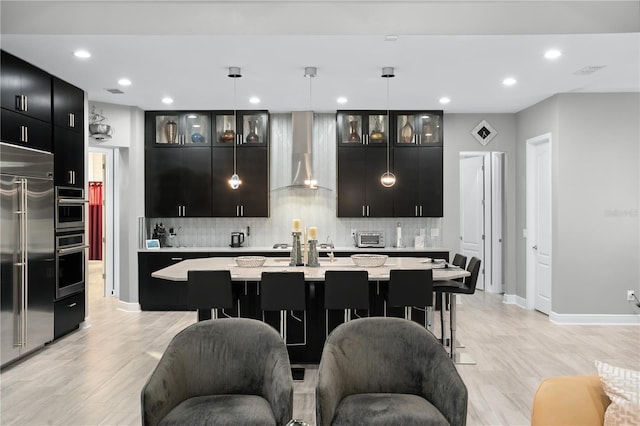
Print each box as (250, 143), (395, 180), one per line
(139, 246), (450, 254)
(151, 256), (469, 282)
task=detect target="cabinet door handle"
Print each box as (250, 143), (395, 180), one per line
(15, 95), (21, 111)
(23, 95), (28, 112)
(415, 205), (418, 217)
(20, 125), (27, 143)
(367, 205), (370, 216)
(68, 171), (74, 184)
(171, 257), (183, 261)
(68, 113), (74, 128)
(362, 205), (366, 217)
(419, 205), (423, 216)
(236, 205), (239, 217)
(67, 302), (77, 308)
(183, 205), (186, 216)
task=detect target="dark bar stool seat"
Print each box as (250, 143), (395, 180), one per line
(187, 270), (238, 322)
(384, 269), (434, 331)
(324, 270), (369, 337)
(260, 271), (307, 346)
(438, 253), (467, 343)
(434, 257), (481, 362)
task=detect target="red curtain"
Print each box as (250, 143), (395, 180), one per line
(89, 182), (103, 260)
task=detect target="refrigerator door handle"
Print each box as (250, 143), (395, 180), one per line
(15, 178), (28, 347)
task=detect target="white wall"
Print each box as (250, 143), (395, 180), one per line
(517, 93), (640, 317)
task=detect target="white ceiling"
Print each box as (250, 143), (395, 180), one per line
(1, 1), (639, 113)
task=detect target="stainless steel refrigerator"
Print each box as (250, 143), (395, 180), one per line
(1, 142), (55, 367)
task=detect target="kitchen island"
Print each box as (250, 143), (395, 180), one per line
(149, 255), (468, 363)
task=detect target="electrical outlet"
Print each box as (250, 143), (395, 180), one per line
(351, 228), (356, 237)
(627, 290), (636, 301)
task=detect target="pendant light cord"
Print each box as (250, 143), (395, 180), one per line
(386, 76), (390, 172)
(233, 76), (237, 174)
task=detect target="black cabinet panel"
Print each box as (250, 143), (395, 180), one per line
(53, 126), (84, 187)
(394, 147), (443, 217)
(52, 77), (84, 133)
(1, 50), (52, 123)
(54, 291), (85, 339)
(0, 108), (52, 151)
(145, 147), (212, 217)
(211, 147), (269, 217)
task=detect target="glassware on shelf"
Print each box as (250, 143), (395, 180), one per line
(245, 118), (260, 143)
(165, 120), (177, 144)
(399, 115), (414, 143)
(369, 115), (385, 143)
(347, 119), (361, 142)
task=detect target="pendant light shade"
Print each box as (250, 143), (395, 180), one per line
(228, 67), (242, 190)
(380, 67), (396, 188)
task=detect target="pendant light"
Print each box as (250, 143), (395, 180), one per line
(380, 67), (396, 188)
(228, 66), (242, 190)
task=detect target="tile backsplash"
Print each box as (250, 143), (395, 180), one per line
(145, 113), (442, 249)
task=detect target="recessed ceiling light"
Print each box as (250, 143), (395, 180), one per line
(385, 35), (399, 42)
(337, 97), (348, 104)
(502, 77), (517, 86)
(544, 49), (562, 60)
(249, 97), (260, 104)
(161, 97), (173, 104)
(73, 50), (91, 59)
(118, 78), (132, 86)
(439, 97), (451, 105)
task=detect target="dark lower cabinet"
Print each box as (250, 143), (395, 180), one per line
(54, 291), (85, 339)
(1, 108), (52, 151)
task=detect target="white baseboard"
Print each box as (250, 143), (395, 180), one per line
(117, 300), (141, 312)
(550, 312), (640, 325)
(502, 294), (528, 309)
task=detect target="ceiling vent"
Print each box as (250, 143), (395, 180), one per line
(106, 88), (124, 94)
(573, 65), (607, 76)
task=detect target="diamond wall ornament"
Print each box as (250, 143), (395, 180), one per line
(471, 120), (497, 146)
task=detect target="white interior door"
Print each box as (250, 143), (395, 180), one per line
(527, 135), (552, 314)
(460, 155), (485, 290)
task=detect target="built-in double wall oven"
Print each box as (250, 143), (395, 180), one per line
(55, 187), (88, 300)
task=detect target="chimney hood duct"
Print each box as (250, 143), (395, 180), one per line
(289, 110), (319, 189)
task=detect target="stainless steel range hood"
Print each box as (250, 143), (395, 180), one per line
(290, 110), (318, 189)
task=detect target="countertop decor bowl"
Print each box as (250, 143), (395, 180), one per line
(351, 254), (388, 267)
(235, 256), (266, 268)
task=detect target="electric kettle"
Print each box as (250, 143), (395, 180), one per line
(230, 232), (245, 248)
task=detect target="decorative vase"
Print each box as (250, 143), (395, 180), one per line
(245, 119), (260, 143)
(369, 116), (385, 143)
(347, 120), (361, 142)
(400, 116), (414, 143)
(221, 128), (235, 143)
(165, 120), (177, 144)
(306, 240), (319, 267)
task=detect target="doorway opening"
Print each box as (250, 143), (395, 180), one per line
(526, 134), (552, 314)
(88, 148), (116, 301)
(459, 152), (504, 293)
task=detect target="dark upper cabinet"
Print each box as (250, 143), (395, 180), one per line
(394, 146), (443, 217)
(52, 77), (84, 133)
(145, 147), (212, 217)
(53, 126), (84, 188)
(146, 111), (212, 146)
(213, 110), (269, 147)
(337, 146), (394, 217)
(1, 108), (52, 151)
(337, 110), (389, 146)
(391, 110), (443, 146)
(1, 50), (52, 123)
(211, 146), (269, 217)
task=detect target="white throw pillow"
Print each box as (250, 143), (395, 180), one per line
(595, 360), (640, 426)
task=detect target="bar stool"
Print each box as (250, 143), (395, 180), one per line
(187, 270), (238, 322)
(260, 271), (307, 346)
(384, 269), (434, 331)
(434, 257), (481, 363)
(438, 253), (467, 343)
(324, 270), (369, 337)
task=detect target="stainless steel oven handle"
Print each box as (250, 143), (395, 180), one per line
(57, 198), (89, 204)
(57, 245), (90, 255)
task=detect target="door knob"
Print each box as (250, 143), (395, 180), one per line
(533, 245), (538, 250)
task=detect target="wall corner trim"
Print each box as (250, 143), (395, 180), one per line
(503, 294), (528, 309)
(117, 300), (141, 313)
(550, 312), (640, 326)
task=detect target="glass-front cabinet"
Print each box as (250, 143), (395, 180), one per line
(148, 111), (211, 146)
(337, 111), (389, 146)
(391, 111), (443, 146)
(213, 110), (269, 146)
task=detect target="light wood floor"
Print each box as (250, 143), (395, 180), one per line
(1, 261), (638, 425)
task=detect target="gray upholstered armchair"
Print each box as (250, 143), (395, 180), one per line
(316, 317), (468, 426)
(141, 318), (293, 426)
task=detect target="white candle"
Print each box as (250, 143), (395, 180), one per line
(292, 219), (301, 232)
(308, 226), (318, 240)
